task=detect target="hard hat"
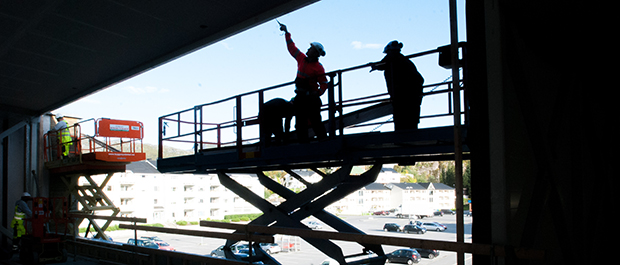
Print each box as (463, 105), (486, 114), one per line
(310, 42), (326, 56)
(22, 192), (31, 198)
(383, 40), (403, 53)
(56, 113), (64, 119)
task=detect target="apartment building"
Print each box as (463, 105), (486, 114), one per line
(284, 166), (456, 215)
(82, 160), (263, 224)
(79, 163), (455, 223)
(388, 182), (457, 213)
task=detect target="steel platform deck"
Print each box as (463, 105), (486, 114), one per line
(157, 125), (468, 174)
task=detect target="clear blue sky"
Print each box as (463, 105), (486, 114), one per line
(54, 0), (466, 147)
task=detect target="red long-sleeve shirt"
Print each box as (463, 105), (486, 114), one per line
(285, 32), (328, 95)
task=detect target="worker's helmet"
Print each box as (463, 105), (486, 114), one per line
(22, 192), (31, 198)
(383, 40), (403, 53)
(56, 113), (64, 119)
(310, 42), (326, 56)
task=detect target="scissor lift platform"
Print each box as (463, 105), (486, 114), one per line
(45, 118), (146, 175)
(157, 125), (467, 174)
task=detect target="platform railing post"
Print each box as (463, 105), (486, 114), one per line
(236, 96), (243, 153)
(337, 71), (344, 136)
(449, 0), (464, 264)
(328, 73), (336, 138)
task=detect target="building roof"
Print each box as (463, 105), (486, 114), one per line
(391, 182), (455, 191)
(364, 183), (391, 190)
(380, 167), (398, 174)
(126, 160), (160, 174)
(289, 169), (317, 178)
(391, 183), (426, 190)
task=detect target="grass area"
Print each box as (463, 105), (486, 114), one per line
(173, 214), (263, 225)
(78, 223), (164, 233)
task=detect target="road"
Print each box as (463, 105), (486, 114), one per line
(106, 214), (473, 265)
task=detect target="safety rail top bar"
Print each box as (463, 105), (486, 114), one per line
(160, 48), (437, 118)
(158, 44), (467, 159)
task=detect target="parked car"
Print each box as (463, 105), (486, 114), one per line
(259, 243), (281, 254)
(433, 211), (443, 216)
(373, 210), (389, 215)
(210, 244), (249, 258)
(307, 221), (323, 229)
(413, 248), (440, 259)
(432, 222), (447, 230)
(441, 209), (455, 215)
(91, 233), (113, 241)
(152, 241), (175, 251)
(89, 233), (114, 242)
(127, 238), (159, 249)
(383, 223), (402, 232)
(420, 222), (445, 232)
(237, 248), (256, 256)
(402, 224), (426, 234)
(140, 236), (163, 241)
(386, 248), (421, 264)
(141, 236), (175, 251)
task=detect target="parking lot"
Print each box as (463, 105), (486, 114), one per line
(106, 214), (472, 265)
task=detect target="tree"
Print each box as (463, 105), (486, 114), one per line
(463, 160), (472, 198)
(440, 164), (456, 186)
(263, 170), (286, 184)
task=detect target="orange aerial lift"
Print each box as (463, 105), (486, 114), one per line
(43, 118), (146, 241)
(44, 118), (146, 174)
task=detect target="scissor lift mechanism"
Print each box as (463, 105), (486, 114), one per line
(218, 165), (384, 265)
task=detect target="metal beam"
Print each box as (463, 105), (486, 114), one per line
(200, 221), (545, 261)
(118, 224), (273, 243)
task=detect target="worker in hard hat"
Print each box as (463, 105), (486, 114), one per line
(11, 192), (32, 251)
(260, 98), (295, 147)
(51, 113), (73, 157)
(279, 22), (328, 142)
(370, 40), (425, 131)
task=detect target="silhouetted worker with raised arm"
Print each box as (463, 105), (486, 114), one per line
(279, 22), (328, 142)
(260, 98), (294, 147)
(370, 40), (425, 130)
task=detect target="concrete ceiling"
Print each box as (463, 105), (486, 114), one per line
(0, 0), (317, 129)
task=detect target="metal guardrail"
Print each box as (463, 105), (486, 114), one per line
(158, 47), (467, 159)
(44, 118), (145, 163)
